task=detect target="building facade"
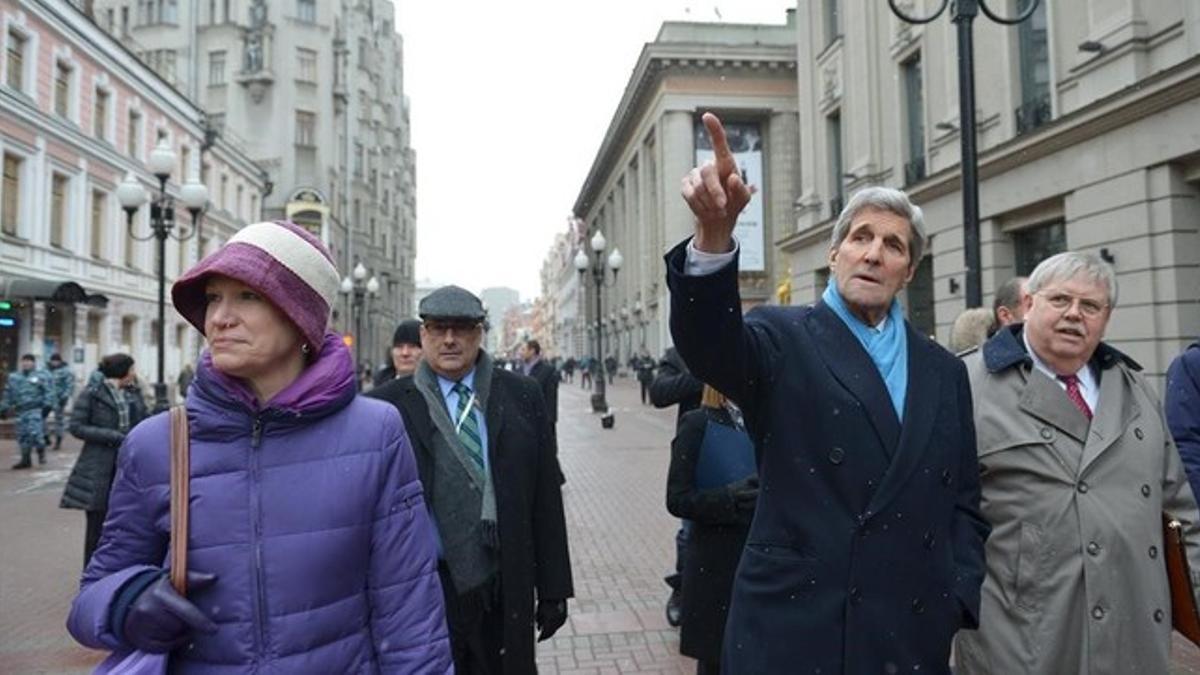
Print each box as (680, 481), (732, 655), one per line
(479, 285), (518, 356)
(564, 13), (799, 365)
(541, 227), (586, 360)
(782, 0), (1200, 381)
(1, 0), (263, 391)
(90, 0), (418, 364)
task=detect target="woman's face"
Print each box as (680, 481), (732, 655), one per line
(203, 276), (304, 380)
(119, 367), (137, 387)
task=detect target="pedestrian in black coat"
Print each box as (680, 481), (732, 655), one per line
(634, 353), (656, 405)
(650, 347), (703, 427)
(59, 354), (148, 566)
(667, 387), (757, 674)
(367, 286), (573, 674)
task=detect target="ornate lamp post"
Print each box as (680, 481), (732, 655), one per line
(116, 138), (209, 412)
(339, 261), (380, 382)
(574, 228), (622, 414)
(888, 0), (1040, 308)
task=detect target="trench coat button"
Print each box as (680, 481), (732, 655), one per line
(1077, 481), (1089, 494)
(828, 447), (845, 465)
(923, 532), (936, 550)
(1142, 484), (1152, 497)
(849, 587), (862, 604)
(941, 469), (953, 486)
(1087, 541), (1101, 556)
(1040, 427), (1053, 440)
(911, 598), (925, 614)
(1135, 428), (1144, 440)
(1155, 609), (1165, 623)
(1149, 545), (1158, 559)
(1092, 605), (1105, 620)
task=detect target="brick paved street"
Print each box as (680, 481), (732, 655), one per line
(5, 376), (1200, 673)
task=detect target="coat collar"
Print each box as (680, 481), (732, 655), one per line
(982, 324), (1141, 374)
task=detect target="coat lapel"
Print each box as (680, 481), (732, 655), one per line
(1018, 369), (1091, 446)
(1079, 367), (1140, 475)
(865, 326), (938, 518)
(806, 303), (901, 455)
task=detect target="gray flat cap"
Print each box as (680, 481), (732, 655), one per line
(419, 285), (487, 321)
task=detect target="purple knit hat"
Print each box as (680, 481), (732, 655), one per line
(172, 221), (341, 349)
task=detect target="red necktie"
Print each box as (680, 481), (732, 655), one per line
(1058, 374), (1092, 420)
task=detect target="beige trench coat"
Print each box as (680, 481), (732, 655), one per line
(955, 330), (1200, 674)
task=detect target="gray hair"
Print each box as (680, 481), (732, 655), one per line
(992, 276), (1027, 315)
(1026, 251), (1119, 308)
(949, 307), (995, 353)
(830, 186), (928, 265)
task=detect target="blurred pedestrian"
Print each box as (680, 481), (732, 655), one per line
(175, 363), (194, 402)
(580, 356), (593, 389)
(604, 354), (617, 384)
(1168, 341), (1200, 500)
(368, 285), (574, 674)
(67, 221), (451, 671)
(635, 352), (655, 405)
(46, 352), (75, 450)
(956, 251), (1200, 674)
(563, 356), (577, 383)
(991, 275), (1028, 333)
(671, 113), (988, 674)
(60, 354), (148, 567)
(375, 318), (423, 386)
(2, 354), (55, 469)
(949, 307), (994, 354)
(521, 338), (565, 484)
(666, 385), (757, 675)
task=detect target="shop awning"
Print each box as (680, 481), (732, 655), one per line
(0, 277), (109, 308)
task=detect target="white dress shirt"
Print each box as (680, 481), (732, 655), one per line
(1023, 330), (1099, 413)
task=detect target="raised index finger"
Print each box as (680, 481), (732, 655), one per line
(703, 112), (737, 179)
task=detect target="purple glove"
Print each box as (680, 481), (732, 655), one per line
(535, 599), (568, 642)
(123, 571), (218, 653)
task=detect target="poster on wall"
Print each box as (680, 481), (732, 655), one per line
(694, 119), (765, 272)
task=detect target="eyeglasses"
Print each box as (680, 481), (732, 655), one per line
(422, 321), (482, 337)
(1036, 291), (1109, 318)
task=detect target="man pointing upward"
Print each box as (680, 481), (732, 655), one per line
(667, 113), (989, 674)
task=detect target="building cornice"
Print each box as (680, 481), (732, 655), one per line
(572, 41), (796, 216)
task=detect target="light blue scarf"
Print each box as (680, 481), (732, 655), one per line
(822, 279), (908, 420)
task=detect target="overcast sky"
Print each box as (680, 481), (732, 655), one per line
(396, 0), (795, 301)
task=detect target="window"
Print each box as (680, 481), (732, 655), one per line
(902, 54), (925, 185)
(94, 87), (110, 140)
(120, 7), (129, 34)
(297, 48), (317, 83)
(236, 185), (244, 219)
(908, 256), (935, 338)
(220, 174), (228, 211)
(1013, 221), (1066, 275)
(824, 0), (841, 46)
(162, 0), (178, 23)
(2, 154), (20, 236)
(250, 194), (258, 219)
(91, 190), (106, 259)
(826, 111), (844, 216)
(6, 30), (25, 91)
(354, 141), (364, 176)
(106, 9), (115, 31)
(295, 111), (316, 147)
(179, 146), (190, 181)
(208, 0), (216, 24)
(127, 109), (142, 156)
(297, 0), (316, 23)
(208, 50), (226, 86)
(50, 173), (68, 248)
(121, 316), (135, 348)
(54, 62), (72, 118)
(1015, 0), (1051, 134)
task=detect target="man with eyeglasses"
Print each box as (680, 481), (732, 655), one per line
(366, 285), (573, 674)
(955, 251), (1200, 674)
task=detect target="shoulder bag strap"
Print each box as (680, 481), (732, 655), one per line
(169, 405), (190, 597)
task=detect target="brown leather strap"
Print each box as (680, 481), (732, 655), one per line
(169, 406), (190, 597)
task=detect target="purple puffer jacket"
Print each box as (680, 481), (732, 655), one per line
(67, 333), (453, 673)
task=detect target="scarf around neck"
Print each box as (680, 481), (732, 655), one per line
(822, 279), (909, 420)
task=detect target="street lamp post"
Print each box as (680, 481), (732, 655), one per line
(116, 138), (209, 413)
(574, 228), (622, 415)
(339, 261), (379, 383)
(888, 0), (1040, 308)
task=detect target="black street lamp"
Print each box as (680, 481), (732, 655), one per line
(116, 138), (209, 413)
(339, 261), (379, 384)
(888, 0), (1040, 308)
(573, 226), (623, 416)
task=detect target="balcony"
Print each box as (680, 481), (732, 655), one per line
(1014, 93), (1052, 135)
(904, 156), (926, 186)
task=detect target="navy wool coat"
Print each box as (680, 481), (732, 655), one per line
(665, 241), (990, 675)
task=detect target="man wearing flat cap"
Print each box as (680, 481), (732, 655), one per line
(374, 319), (423, 387)
(367, 285), (573, 674)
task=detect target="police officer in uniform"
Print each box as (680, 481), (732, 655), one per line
(47, 352), (76, 450)
(3, 354), (56, 469)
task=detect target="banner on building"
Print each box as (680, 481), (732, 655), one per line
(694, 119), (765, 272)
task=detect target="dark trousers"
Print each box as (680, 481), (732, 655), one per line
(440, 567), (504, 675)
(639, 380), (651, 404)
(665, 520), (692, 592)
(84, 510), (105, 567)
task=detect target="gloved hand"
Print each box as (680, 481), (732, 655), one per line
(728, 476), (760, 511)
(123, 571), (219, 653)
(535, 599), (568, 642)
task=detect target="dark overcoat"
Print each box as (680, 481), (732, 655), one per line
(528, 359), (559, 427)
(60, 382), (149, 512)
(368, 365), (574, 673)
(665, 241), (990, 674)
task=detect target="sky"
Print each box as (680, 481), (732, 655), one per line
(396, 0), (796, 301)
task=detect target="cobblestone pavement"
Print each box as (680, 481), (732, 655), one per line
(5, 377), (1200, 673)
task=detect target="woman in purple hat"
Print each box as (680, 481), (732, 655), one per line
(66, 221), (452, 673)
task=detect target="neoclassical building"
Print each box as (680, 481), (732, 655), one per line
(564, 12), (800, 363)
(1, 0), (263, 390)
(781, 0), (1200, 381)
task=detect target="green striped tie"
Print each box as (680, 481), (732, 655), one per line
(452, 382), (485, 471)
